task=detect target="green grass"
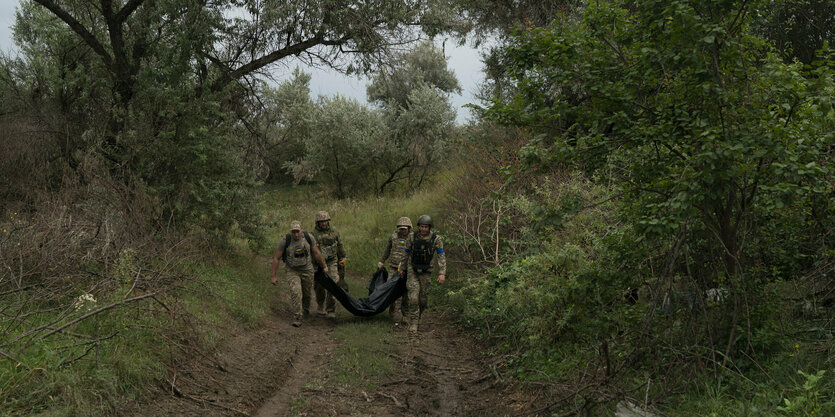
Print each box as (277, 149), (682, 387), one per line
(330, 319), (397, 390)
(0, 253), (271, 416)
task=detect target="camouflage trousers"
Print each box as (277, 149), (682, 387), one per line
(286, 268), (314, 320)
(387, 265), (407, 320)
(314, 260), (342, 313)
(405, 269), (431, 326)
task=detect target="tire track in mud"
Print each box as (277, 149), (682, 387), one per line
(251, 318), (337, 417)
(124, 313), (338, 417)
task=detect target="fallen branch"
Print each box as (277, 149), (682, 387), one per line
(0, 349), (27, 369)
(18, 292), (157, 352)
(378, 391), (405, 408)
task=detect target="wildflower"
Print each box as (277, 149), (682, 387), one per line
(794, 344), (800, 349)
(74, 293), (97, 311)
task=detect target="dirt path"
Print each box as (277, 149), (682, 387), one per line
(127, 274), (540, 416)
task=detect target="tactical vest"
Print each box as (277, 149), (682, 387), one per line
(314, 228), (339, 262)
(282, 232), (312, 268)
(387, 231), (410, 268)
(411, 231), (437, 273)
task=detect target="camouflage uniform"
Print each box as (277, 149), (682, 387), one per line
(275, 226), (318, 321)
(312, 214), (346, 315)
(379, 219), (412, 321)
(402, 216), (446, 332)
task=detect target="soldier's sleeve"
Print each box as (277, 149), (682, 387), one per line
(398, 233), (412, 272)
(336, 230), (346, 260)
(435, 234), (446, 276)
(380, 236), (392, 264)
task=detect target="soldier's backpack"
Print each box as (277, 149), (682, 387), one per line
(281, 232), (313, 263)
(411, 231), (437, 273)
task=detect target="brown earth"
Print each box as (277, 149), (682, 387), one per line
(126, 271), (544, 417)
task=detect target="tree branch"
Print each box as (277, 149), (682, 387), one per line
(33, 0), (113, 66)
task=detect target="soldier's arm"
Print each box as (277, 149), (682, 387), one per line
(336, 231), (346, 261)
(435, 235), (446, 284)
(380, 238), (392, 263)
(271, 243), (284, 286)
(398, 233), (412, 273)
(312, 244), (328, 272)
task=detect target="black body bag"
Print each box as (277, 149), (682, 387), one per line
(313, 268), (406, 317)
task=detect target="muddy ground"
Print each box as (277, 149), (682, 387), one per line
(126, 271), (545, 416)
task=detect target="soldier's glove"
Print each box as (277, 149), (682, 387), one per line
(377, 262), (384, 269)
(339, 258), (346, 265)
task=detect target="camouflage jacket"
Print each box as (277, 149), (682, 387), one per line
(312, 225), (345, 263)
(380, 230), (410, 270)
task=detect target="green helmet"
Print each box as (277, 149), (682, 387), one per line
(417, 214), (433, 227)
(315, 211), (330, 222)
(397, 216), (412, 228)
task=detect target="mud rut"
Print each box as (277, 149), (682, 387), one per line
(127, 271), (541, 416)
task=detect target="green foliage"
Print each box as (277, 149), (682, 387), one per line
(291, 95), (385, 198)
(752, 0), (835, 65)
(485, 0), (834, 320)
(367, 41), (462, 108)
(367, 41), (460, 194)
(445, 172), (629, 378)
(444, 0), (835, 413)
(258, 69), (316, 184)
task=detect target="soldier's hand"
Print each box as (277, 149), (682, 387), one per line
(323, 266), (329, 274)
(438, 274), (445, 284)
(270, 276), (278, 286)
(377, 262), (384, 269)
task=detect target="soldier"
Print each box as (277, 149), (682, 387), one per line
(378, 216), (412, 324)
(311, 210), (346, 318)
(401, 214), (446, 334)
(271, 220), (329, 327)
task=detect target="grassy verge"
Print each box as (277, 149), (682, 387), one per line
(0, 251), (271, 416)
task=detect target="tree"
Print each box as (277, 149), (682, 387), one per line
(753, 0), (835, 65)
(11, 0), (459, 233)
(486, 0), (834, 361)
(367, 41), (459, 193)
(249, 68), (316, 183)
(291, 95), (384, 198)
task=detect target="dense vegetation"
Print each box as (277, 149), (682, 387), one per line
(1, 0), (832, 415)
(443, 0), (834, 415)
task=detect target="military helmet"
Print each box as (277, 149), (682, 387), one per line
(417, 214), (433, 227)
(315, 211), (330, 222)
(397, 216), (412, 228)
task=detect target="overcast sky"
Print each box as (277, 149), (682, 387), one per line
(0, 2), (485, 124)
